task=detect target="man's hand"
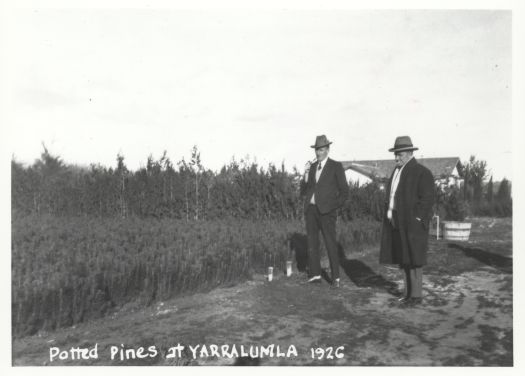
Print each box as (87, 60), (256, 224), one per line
(304, 161), (312, 182)
(304, 161), (312, 175)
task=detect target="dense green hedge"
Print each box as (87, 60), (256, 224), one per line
(11, 148), (386, 221)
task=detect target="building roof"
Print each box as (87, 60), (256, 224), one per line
(342, 157), (462, 181)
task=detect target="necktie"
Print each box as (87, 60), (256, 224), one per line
(318, 162), (322, 171)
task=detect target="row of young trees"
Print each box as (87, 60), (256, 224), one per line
(459, 156), (512, 218)
(12, 146), (386, 221)
(11, 148), (512, 221)
(12, 146), (299, 220)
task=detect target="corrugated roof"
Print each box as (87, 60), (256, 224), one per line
(342, 157), (461, 181)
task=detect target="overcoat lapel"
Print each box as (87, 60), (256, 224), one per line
(396, 158), (416, 197)
(396, 158), (415, 189)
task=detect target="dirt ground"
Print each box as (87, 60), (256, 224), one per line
(12, 217), (512, 366)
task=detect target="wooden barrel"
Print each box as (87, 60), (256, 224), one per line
(443, 221), (472, 241)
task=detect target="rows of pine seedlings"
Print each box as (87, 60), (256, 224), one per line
(12, 214), (381, 337)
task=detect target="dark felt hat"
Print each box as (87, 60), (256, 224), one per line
(388, 136), (419, 152)
(311, 135), (332, 149)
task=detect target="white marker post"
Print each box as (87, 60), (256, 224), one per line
(286, 261), (292, 277)
(267, 267), (273, 281)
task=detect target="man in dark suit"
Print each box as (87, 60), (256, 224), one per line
(301, 135), (349, 287)
(379, 136), (435, 306)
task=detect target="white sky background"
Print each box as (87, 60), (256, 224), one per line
(3, 8), (513, 179)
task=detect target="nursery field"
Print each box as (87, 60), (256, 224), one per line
(12, 217), (512, 366)
(11, 214), (380, 337)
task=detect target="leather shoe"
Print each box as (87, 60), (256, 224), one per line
(408, 297), (423, 305)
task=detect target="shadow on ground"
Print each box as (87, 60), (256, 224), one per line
(289, 233), (308, 272)
(338, 245), (400, 296)
(448, 243), (512, 274)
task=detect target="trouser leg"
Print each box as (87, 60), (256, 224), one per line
(306, 205), (321, 277)
(320, 210), (340, 281)
(409, 267), (423, 298)
(403, 266), (412, 298)
(402, 267), (408, 298)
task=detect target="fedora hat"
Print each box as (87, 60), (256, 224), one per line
(311, 135), (332, 149)
(388, 136), (419, 152)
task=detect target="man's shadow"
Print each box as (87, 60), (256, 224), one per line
(288, 232), (309, 272)
(448, 243), (512, 274)
(337, 244), (400, 296)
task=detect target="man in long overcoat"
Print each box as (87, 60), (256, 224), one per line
(379, 136), (435, 305)
(301, 135), (349, 287)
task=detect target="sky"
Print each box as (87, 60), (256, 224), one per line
(2, 8), (513, 180)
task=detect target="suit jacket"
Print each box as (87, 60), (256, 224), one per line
(300, 158), (349, 214)
(379, 157), (435, 266)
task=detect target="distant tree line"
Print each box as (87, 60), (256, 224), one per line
(459, 156), (512, 218)
(11, 148), (511, 221)
(12, 146), (386, 221)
